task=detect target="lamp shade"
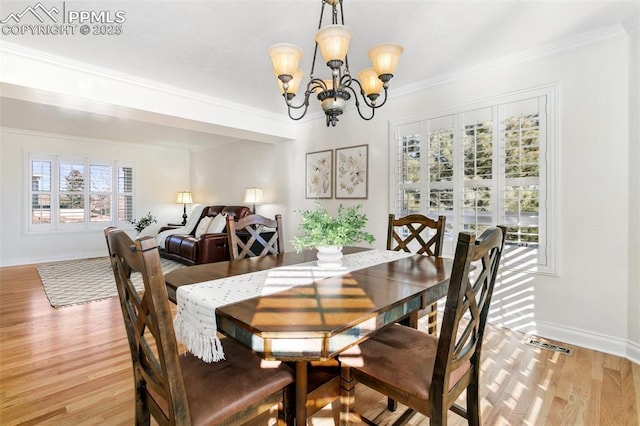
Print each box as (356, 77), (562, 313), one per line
(268, 43), (303, 78)
(176, 191), (193, 204)
(315, 24), (352, 63)
(358, 67), (383, 96)
(368, 43), (404, 76)
(277, 68), (304, 95)
(243, 188), (264, 204)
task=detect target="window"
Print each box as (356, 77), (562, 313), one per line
(27, 155), (134, 232)
(390, 86), (556, 273)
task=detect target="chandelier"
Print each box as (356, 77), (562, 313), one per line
(268, 0), (403, 127)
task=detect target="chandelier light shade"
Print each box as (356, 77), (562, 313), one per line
(268, 43), (303, 78)
(358, 67), (383, 97)
(315, 24), (352, 64)
(368, 43), (404, 76)
(268, 0), (403, 127)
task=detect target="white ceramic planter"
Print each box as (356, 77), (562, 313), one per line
(316, 245), (344, 268)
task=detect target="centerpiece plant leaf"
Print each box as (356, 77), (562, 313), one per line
(128, 211), (157, 234)
(291, 201), (375, 252)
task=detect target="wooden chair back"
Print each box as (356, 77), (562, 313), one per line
(387, 213), (446, 256)
(103, 227), (191, 425)
(105, 227), (295, 425)
(226, 214), (284, 260)
(387, 213), (447, 336)
(432, 225), (507, 421)
(338, 226), (507, 425)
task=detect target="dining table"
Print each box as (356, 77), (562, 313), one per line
(164, 247), (454, 425)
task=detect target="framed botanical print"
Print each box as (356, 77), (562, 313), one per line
(305, 150), (333, 198)
(335, 144), (368, 199)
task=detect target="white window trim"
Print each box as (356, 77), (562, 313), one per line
(388, 84), (558, 275)
(24, 153), (136, 234)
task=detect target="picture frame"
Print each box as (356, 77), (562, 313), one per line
(305, 150), (333, 198)
(335, 144), (368, 199)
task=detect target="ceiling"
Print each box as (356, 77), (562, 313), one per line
(1, 0), (639, 149)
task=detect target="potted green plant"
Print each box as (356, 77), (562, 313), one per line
(128, 211), (157, 235)
(291, 201), (375, 267)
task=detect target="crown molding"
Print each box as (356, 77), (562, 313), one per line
(625, 18), (640, 34)
(0, 126), (200, 151)
(391, 23), (629, 100)
(1, 21), (633, 127)
(0, 41), (290, 124)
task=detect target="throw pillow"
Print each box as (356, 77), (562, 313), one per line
(194, 216), (213, 238)
(207, 213), (227, 234)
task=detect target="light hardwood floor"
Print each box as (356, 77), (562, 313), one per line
(1, 263), (639, 425)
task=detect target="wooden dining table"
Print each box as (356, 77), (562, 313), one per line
(164, 247), (453, 425)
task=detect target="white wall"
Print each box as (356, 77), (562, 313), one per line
(628, 26), (640, 361)
(189, 140), (291, 227)
(0, 129), (190, 266)
(282, 32), (637, 361)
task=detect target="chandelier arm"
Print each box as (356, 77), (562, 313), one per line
(284, 90), (311, 120)
(281, 76), (327, 121)
(284, 92), (311, 110)
(344, 85), (375, 121)
(339, 72), (353, 89)
(373, 87), (390, 108)
(282, 81), (312, 110)
(287, 103), (311, 121)
(341, 55), (351, 80)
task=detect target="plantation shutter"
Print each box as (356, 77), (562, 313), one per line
(389, 86), (554, 273)
(89, 164), (112, 222)
(30, 158), (52, 228)
(118, 164), (134, 224)
(393, 122), (422, 215)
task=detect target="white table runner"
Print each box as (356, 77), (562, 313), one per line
(173, 249), (414, 362)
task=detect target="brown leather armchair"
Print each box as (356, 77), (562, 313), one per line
(159, 205), (251, 265)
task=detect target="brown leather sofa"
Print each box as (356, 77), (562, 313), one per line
(159, 205), (251, 266)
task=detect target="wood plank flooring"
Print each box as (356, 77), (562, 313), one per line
(1, 263), (639, 425)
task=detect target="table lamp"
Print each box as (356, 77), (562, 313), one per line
(176, 191), (193, 225)
(243, 187), (263, 214)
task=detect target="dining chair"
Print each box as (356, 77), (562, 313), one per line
(226, 213), (284, 260)
(339, 226), (507, 426)
(103, 227), (295, 425)
(387, 213), (447, 335)
(226, 213), (345, 424)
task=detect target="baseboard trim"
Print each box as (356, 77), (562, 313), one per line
(1, 250), (108, 267)
(535, 319), (640, 365)
(627, 339), (640, 365)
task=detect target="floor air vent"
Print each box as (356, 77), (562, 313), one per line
(524, 337), (574, 356)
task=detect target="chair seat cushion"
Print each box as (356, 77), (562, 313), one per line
(339, 325), (470, 402)
(180, 336), (294, 425)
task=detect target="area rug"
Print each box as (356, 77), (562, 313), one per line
(37, 257), (186, 308)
